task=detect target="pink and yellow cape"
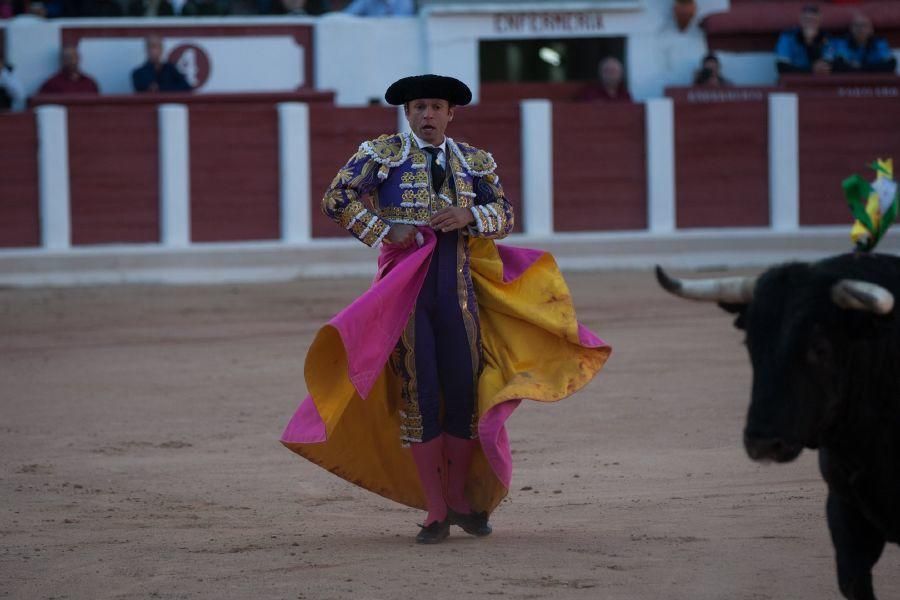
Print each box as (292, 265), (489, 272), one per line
(281, 228), (611, 514)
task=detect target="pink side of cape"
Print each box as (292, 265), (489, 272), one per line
(281, 234), (605, 489)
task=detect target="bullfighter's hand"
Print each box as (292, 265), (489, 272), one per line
(385, 223), (418, 248)
(430, 207), (475, 232)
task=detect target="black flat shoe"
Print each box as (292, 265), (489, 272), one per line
(415, 519), (450, 544)
(447, 509), (492, 537)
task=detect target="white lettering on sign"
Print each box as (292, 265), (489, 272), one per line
(837, 87), (899, 98)
(492, 12), (605, 35)
(177, 47), (199, 86)
(686, 89), (766, 103)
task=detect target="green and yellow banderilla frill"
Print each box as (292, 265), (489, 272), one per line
(844, 158), (899, 252)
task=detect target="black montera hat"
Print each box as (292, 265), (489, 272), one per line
(384, 74), (472, 106)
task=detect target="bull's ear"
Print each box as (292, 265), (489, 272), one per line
(718, 302), (748, 330)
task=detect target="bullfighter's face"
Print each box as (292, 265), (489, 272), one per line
(405, 98), (454, 146)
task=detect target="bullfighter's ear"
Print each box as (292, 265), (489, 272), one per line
(717, 302), (748, 330)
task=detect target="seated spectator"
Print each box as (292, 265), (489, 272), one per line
(275, 0), (306, 13)
(37, 46), (100, 95)
(126, 0), (176, 16)
(28, 0), (50, 15)
(833, 13), (898, 73)
(270, 0), (328, 14)
(85, 0), (123, 16)
(182, 0), (228, 14)
(693, 53), (732, 87)
(343, 0), (413, 16)
(0, 0), (28, 17)
(574, 56), (632, 102)
(0, 59), (26, 112)
(132, 36), (192, 93)
(775, 4), (835, 75)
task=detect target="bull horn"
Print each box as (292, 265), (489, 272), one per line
(655, 265), (756, 304)
(831, 279), (894, 315)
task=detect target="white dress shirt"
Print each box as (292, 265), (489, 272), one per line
(410, 132), (447, 169)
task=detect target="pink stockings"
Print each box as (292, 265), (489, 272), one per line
(409, 433), (478, 525)
(443, 433), (476, 514)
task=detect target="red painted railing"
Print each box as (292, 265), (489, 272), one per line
(552, 102), (647, 231)
(0, 113), (40, 248)
(190, 104), (280, 242)
(674, 100), (770, 228)
(799, 95), (900, 225)
(2, 89), (898, 248)
(68, 106), (160, 245)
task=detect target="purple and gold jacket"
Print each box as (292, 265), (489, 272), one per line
(322, 132), (515, 246)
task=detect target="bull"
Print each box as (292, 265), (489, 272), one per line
(656, 252), (899, 600)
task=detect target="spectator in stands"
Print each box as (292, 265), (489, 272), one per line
(182, 0), (229, 14)
(343, 0), (413, 16)
(574, 56), (632, 102)
(37, 46), (100, 95)
(132, 36), (192, 93)
(126, 0), (177, 16)
(28, 0), (49, 15)
(832, 12), (898, 73)
(269, 0), (329, 14)
(0, 0), (28, 17)
(693, 53), (733, 87)
(86, 0), (123, 15)
(273, 0), (306, 13)
(775, 4), (835, 75)
(0, 59), (26, 112)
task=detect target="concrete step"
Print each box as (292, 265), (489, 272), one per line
(0, 227), (897, 287)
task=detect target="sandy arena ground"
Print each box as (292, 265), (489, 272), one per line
(2, 270), (898, 600)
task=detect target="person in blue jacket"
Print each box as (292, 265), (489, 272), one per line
(775, 4), (836, 75)
(131, 35), (192, 93)
(833, 13), (898, 73)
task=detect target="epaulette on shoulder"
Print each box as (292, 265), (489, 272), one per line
(359, 133), (411, 168)
(449, 139), (497, 176)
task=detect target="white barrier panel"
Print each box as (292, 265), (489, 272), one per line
(159, 104), (191, 248)
(278, 102), (311, 244)
(769, 93), (800, 232)
(36, 105), (71, 250)
(520, 99), (553, 237)
(645, 97), (675, 233)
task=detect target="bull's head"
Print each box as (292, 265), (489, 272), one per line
(656, 264), (894, 464)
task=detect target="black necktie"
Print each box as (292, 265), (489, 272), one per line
(423, 147), (446, 194)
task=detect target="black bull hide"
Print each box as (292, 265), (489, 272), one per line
(656, 252), (900, 600)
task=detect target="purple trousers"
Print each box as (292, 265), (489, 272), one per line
(391, 230), (482, 443)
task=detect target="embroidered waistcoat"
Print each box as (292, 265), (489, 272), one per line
(322, 132), (514, 247)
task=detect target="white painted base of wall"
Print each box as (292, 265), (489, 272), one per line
(2, 228), (895, 288)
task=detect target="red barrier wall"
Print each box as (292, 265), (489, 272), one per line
(68, 107), (159, 245)
(0, 114), (40, 248)
(189, 104), (280, 242)
(553, 102), (647, 231)
(674, 101), (769, 228)
(309, 106), (397, 239)
(449, 102), (523, 232)
(481, 82), (584, 103)
(799, 96), (900, 226)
